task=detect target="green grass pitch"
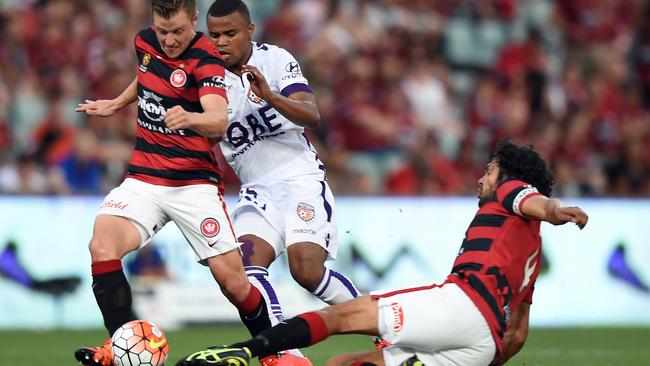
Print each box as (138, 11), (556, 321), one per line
(0, 326), (648, 365)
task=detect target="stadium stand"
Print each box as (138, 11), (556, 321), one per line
(0, 0), (647, 196)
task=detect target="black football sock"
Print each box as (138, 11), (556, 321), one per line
(232, 312), (328, 358)
(91, 260), (137, 335)
(235, 285), (272, 337)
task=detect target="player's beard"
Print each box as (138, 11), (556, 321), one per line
(477, 188), (496, 207)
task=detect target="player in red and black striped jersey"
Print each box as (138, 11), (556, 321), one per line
(129, 24), (228, 187)
(74, 2), (272, 366)
(176, 140), (588, 366)
(447, 160), (553, 365)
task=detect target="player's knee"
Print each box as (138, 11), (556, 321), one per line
(218, 274), (250, 302)
(90, 215), (142, 261)
(239, 236), (275, 268)
(287, 243), (328, 290)
(289, 258), (324, 291)
(88, 236), (120, 261)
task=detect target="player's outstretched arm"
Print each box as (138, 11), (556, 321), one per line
(521, 196), (588, 229)
(502, 302), (530, 363)
(164, 94), (227, 138)
(241, 64), (320, 129)
(75, 77), (138, 116)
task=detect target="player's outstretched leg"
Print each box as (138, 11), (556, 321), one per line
(176, 313), (322, 366)
(311, 266), (394, 350)
(310, 267), (360, 304)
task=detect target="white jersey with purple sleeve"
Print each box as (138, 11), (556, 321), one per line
(219, 42), (324, 184)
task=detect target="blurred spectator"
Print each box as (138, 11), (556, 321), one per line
(30, 95), (76, 166)
(630, 1), (650, 109)
(56, 129), (103, 194)
(126, 245), (170, 284)
(555, 0), (637, 46)
(8, 73), (47, 154)
(0, 152), (65, 194)
(385, 136), (462, 195)
(494, 27), (548, 115)
(401, 58), (465, 159)
(260, 1), (304, 51)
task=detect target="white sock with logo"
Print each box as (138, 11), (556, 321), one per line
(312, 268), (360, 305)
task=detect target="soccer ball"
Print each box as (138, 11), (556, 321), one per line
(111, 320), (169, 366)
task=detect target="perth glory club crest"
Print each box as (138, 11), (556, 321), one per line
(297, 202), (315, 222)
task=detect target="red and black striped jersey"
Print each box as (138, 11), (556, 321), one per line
(447, 179), (544, 365)
(129, 26), (228, 188)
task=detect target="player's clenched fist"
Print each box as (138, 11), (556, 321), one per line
(164, 105), (194, 131)
(554, 206), (589, 229)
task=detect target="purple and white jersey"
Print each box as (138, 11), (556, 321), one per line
(220, 42), (324, 184)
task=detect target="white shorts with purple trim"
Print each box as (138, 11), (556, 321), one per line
(232, 179), (337, 260)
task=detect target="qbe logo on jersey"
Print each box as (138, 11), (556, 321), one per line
(200, 218), (220, 238)
(170, 69), (187, 88)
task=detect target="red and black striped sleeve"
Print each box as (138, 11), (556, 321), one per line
(193, 38), (227, 99)
(496, 180), (544, 217)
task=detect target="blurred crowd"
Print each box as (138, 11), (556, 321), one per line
(0, 0), (648, 197)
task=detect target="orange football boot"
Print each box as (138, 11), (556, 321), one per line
(373, 336), (392, 350)
(74, 339), (114, 366)
(260, 352), (313, 366)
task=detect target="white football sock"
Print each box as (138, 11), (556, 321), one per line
(244, 266), (305, 358)
(312, 268), (360, 305)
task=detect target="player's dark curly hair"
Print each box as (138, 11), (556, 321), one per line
(208, 0), (251, 23)
(491, 139), (554, 197)
(151, 0), (196, 19)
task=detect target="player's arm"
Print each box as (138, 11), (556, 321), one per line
(75, 77), (138, 116)
(164, 94), (227, 138)
(502, 301), (530, 363)
(241, 64), (320, 129)
(520, 196), (588, 229)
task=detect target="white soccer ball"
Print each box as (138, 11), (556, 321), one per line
(111, 320), (169, 366)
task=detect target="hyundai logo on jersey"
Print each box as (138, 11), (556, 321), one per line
(285, 61), (300, 73)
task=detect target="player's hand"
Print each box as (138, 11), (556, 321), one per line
(554, 206), (588, 229)
(241, 65), (273, 101)
(75, 99), (120, 116)
(164, 105), (195, 131)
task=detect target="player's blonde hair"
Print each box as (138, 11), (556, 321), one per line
(151, 0), (196, 19)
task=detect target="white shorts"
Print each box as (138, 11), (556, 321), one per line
(98, 178), (239, 264)
(231, 179), (337, 259)
(372, 282), (496, 366)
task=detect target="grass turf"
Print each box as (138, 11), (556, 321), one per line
(0, 326), (648, 365)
